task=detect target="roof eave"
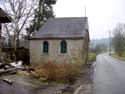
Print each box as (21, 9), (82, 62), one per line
(30, 37), (84, 40)
(0, 8), (12, 23)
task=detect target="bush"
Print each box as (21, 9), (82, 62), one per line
(34, 60), (80, 82)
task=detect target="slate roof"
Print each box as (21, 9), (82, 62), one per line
(31, 17), (88, 39)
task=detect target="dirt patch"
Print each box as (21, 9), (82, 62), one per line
(32, 64), (93, 94)
(69, 64), (93, 94)
(0, 64), (93, 94)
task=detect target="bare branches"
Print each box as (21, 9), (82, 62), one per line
(112, 23), (125, 56)
(3, 0), (36, 33)
(18, 4), (34, 34)
(2, 0), (37, 50)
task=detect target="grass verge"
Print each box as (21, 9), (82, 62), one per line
(88, 52), (97, 63)
(111, 52), (125, 61)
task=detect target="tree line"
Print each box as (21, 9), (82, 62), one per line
(112, 23), (125, 56)
(90, 23), (125, 57)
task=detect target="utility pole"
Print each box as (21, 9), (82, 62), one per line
(84, 6), (86, 17)
(109, 30), (111, 55)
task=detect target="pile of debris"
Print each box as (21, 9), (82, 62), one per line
(0, 61), (24, 76)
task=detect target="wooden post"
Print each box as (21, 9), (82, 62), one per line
(0, 22), (2, 55)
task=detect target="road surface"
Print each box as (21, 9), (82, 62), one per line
(94, 54), (125, 94)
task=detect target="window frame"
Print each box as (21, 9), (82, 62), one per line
(43, 41), (49, 55)
(60, 40), (67, 54)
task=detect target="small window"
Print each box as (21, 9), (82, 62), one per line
(43, 41), (49, 54)
(60, 40), (67, 53)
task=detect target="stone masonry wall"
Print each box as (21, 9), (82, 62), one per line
(30, 39), (86, 65)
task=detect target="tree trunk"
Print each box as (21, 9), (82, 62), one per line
(14, 32), (20, 62)
(0, 23), (2, 56)
(118, 51), (122, 57)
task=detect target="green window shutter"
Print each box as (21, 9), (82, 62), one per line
(43, 41), (49, 54)
(61, 40), (67, 53)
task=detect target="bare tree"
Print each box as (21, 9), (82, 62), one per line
(112, 23), (125, 56)
(2, 0), (37, 61)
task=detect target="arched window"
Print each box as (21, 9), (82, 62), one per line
(60, 40), (67, 53)
(43, 41), (49, 54)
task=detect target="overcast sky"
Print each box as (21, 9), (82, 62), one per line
(0, 0), (125, 39)
(53, 0), (125, 39)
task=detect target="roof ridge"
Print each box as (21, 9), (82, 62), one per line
(49, 17), (88, 19)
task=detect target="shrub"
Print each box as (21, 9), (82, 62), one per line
(34, 60), (80, 82)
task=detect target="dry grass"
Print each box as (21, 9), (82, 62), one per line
(34, 60), (80, 82)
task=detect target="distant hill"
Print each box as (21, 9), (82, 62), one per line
(90, 38), (111, 49)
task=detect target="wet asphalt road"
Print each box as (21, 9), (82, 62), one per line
(94, 54), (125, 94)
